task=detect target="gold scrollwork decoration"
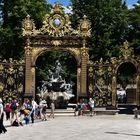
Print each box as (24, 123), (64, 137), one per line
(7, 77), (15, 86)
(96, 67), (105, 76)
(81, 47), (89, 58)
(78, 15), (91, 37)
(22, 15), (39, 36)
(0, 65), (4, 71)
(0, 82), (4, 92)
(51, 40), (62, 47)
(120, 40), (134, 59)
(89, 84), (93, 94)
(40, 2), (74, 37)
(97, 78), (105, 86)
(7, 66), (15, 74)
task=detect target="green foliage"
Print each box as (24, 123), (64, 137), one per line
(70, 0), (140, 87)
(36, 51), (77, 85)
(128, 2), (140, 55)
(0, 0), (51, 59)
(71, 0), (129, 60)
(117, 62), (137, 89)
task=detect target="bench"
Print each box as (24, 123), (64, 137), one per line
(81, 108), (119, 116)
(82, 110), (91, 115)
(81, 108), (105, 116)
(134, 109), (140, 118)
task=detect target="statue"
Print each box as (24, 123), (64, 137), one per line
(47, 69), (53, 81)
(55, 60), (62, 78)
(39, 60), (74, 102)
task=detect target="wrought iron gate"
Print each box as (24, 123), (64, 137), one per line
(0, 58), (25, 103)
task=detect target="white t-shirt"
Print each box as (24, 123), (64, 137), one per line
(89, 100), (94, 108)
(0, 103), (4, 117)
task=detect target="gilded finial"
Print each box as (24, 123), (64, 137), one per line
(22, 14), (37, 36)
(53, 2), (63, 13)
(120, 40), (133, 59)
(123, 40), (129, 50)
(79, 15), (91, 37)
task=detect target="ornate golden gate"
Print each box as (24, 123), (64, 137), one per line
(88, 41), (140, 108)
(22, 3), (91, 100)
(0, 58), (25, 102)
(22, 3), (140, 108)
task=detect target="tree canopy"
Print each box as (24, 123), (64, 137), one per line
(0, 0), (51, 59)
(71, 0), (129, 60)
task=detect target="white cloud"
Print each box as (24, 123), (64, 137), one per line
(62, 6), (72, 14)
(128, 3), (140, 9)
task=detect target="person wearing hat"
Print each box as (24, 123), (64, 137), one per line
(0, 98), (7, 134)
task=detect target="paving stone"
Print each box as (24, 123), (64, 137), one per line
(0, 114), (140, 140)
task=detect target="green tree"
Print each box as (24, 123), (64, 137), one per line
(128, 0), (140, 55)
(71, 0), (129, 60)
(0, 0), (51, 59)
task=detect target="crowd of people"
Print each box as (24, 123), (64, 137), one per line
(74, 98), (95, 116)
(0, 98), (55, 134)
(0, 97), (95, 134)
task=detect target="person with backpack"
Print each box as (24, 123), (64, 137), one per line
(23, 99), (34, 124)
(10, 99), (18, 125)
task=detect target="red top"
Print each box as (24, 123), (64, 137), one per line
(5, 103), (11, 112)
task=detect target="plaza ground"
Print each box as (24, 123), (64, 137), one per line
(0, 114), (140, 140)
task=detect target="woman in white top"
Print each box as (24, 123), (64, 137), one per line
(88, 98), (94, 116)
(0, 98), (7, 134)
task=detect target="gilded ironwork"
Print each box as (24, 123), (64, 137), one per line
(78, 15), (91, 37)
(22, 3), (90, 99)
(41, 3), (74, 37)
(51, 40), (62, 47)
(22, 3), (91, 38)
(22, 15), (38, 36)
(0, 59), (25, 102)
(0, 83), (4, 92)
(120, 40), (134, 59)
(88, 58), (113, 107)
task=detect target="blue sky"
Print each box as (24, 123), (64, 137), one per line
(48, 0), (70, 6)
(48, 0), (138, 7)
(126, 0), (138, 8)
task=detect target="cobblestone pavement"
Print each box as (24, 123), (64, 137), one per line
(0, 114), (140, 140)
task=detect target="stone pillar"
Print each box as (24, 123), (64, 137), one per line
(112, 75), (116, 107)
(88, 66), (94, 98)
(136, 74), (140, 106)
(24, 39), (33, 98)
(80, 44), (89, 97)
(77, 67), (81, 101)
(31, 67), (36, 99)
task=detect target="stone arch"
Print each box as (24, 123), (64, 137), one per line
(32, 47), (81, 66)
(112, 58), (140, 106)
(22, 3), (91, 100)
(114, 59), (138, 75)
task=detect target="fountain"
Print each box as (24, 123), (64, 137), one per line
(37, 60), (75, 108)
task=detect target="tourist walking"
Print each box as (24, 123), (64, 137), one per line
(42, 104), (48, 121)
(31, 99), (38, 122)
(10, 99), (19, 125)
(5, 101), (11, 120)
(0, 98), (7, 134)
(49, 100), (55, 118)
